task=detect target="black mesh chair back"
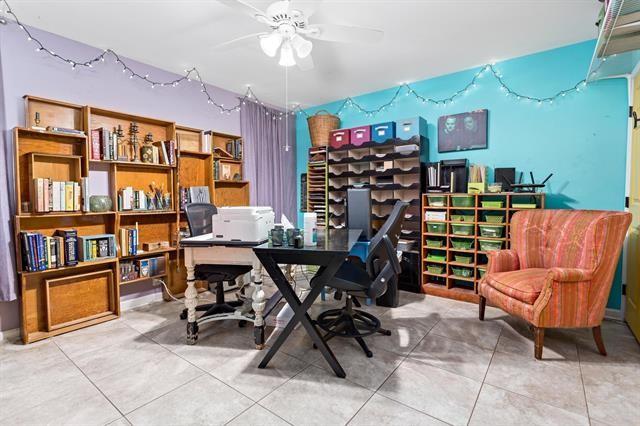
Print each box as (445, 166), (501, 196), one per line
(366, 201), (408, 282)
(185, 203), (217, 237)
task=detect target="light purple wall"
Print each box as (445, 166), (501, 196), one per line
(0, 23), (246, 331)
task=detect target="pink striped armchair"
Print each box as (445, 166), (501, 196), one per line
(478, 209), (631, 359)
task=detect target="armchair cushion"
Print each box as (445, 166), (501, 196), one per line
(484, 268), (548, 305)
(486, 249), (520, 274)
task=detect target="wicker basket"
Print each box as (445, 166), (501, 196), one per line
(307, 110), (340, 147)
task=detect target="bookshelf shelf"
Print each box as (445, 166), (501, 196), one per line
(89, 160), (176, 169)
(118, 210), (177, 216)
(119, 247), (177, 260)
(16, 127), (87, 140)
(421, 192), (545, 303)
(180, 150), (212, 158)
(121, 272), (167, 285)
(18, 257), (118, 277)
(215, 180), (249, 184)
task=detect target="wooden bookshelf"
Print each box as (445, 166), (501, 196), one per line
(421, 192), (545, 303)
(307, 146), (328, 227)
(211, 131), (249, 206)
(14, 95), (250, 343)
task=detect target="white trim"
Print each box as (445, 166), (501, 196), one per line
(632, 60), (640, 78)
(0, 327), (19, 343)
(120, 291), (164, 311)
(605, 308), (624, 321)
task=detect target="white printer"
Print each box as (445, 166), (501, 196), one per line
(211, 206), (274, 244)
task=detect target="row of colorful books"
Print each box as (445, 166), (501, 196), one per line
(90, 128), (177, 165)
(20, 229), (78, 271)
(119, 227), (139, 256)
(79, 234), (117, 262)
(31, 178), (88, 213)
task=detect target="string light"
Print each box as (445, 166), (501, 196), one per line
(0, 0), (601, 121)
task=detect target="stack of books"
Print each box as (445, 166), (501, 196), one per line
(78, 234), (117, 262)
(90, 128), (120, 161)
(225, 139), (243, 160)
(19, 229), (78, 271)
(31, 178), (83, 213)
(119, 227), (138, 256)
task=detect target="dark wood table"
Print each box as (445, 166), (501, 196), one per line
(253, 228), (362, 378)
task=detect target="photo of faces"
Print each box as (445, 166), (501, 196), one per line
(437, 109), (488, 153)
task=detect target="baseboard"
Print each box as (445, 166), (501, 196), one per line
(605, 308), (623, 321)
(120, 291), (164, 311)
(0, 327), (20, 343)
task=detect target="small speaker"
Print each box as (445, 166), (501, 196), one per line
(346, 188), (372, 240)
(495, 167), (516, 191)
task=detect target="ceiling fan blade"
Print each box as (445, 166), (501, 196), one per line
(213, 32), (268, 49)
(296, 53), (315, 71)
(304, 23), (383, 43)
(218, 0), (274, 24)
(290, 0), (323, 18)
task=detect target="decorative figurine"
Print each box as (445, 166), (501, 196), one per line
(115, 124), (128, 161)
(141, 132), (154, 163)
(129, 122), (140, 162)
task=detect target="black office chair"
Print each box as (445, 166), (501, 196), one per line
(179, 203), (253, 321)
(313, 201), (408, 357)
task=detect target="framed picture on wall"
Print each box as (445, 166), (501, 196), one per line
(438, 109), (488, 153)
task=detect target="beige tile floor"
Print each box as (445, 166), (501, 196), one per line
(1, 277), (639, 426)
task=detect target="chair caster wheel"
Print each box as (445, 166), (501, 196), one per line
(365, 351), (373, 358)
(179, 311), (187, 320)
(312, 343), (317, 349)
(238, 320), (247, 327)
(382, 330), (391, 336)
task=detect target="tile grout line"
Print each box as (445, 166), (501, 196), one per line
(576, 344), (593, 425)
(51, 337), (127, 422)
(465, 325), (503, 426)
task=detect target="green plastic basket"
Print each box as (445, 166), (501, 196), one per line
(451, 238), (474, 250)
(451, 223), (474, 236)
(478, 267), (487, 278)
(427, 264), (445, 274)
(451, 195), (474, 207)
(454, 254), (473, 264)
(479, 225), (504, 238)
(479, 239), (503, 251)
(451, 214), (474, 222)
(426, 253), (446, 262)
(484, 214), (504, 223)
(427, 195), (447, 207)
(451, 266), (473, 278)
(512, 203), (537, 209)
(427, 222), (446, 234)
(481, 200), (504, 208)
(426, 239), (444, 248)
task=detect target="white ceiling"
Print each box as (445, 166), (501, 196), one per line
(8, 0), (602, 108)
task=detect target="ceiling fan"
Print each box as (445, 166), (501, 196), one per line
(217, 0), (384, 70)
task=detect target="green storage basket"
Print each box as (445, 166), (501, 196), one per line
(427, 221), (446, 234)
(481, 200), (504, 208)
(478, 267), (487, 278)
(427, 264), (445, 275)
(426, 253), (446, 262)
(451, 195), (474, 207)
(484, 214), (504, 223)
(451, 223), (474, 236)
(426, 239), (444, 248)
(451, 214), (474, 222)
(451, 266), (473, 278)
(479, 224), (504, 237)
(512, 203), (537, 209)
(427, 195), (447, 207)
(479, 239), (503, 251)
(454, 254), (473, 264)
(451, 238), (473, 250)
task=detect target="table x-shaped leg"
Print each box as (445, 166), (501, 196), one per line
(256, 252), (347, 378)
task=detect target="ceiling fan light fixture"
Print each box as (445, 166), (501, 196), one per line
(278, 41), (296, 67)
(260, 32), (283, 57)
(291, 34), (313, 58)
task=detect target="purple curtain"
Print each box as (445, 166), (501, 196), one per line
(0, 40), (17, 301)
(241, 101), (297, 224)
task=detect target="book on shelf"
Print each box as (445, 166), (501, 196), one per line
(19, 229), (78, 271)
(202, 132), (211, 152)
(118, 186), (170, 211)
(91, 127), (118, 161)
(120, 255), (166, 283)
(119, 227), (139, 256)
(46, 126), (85, 136)
(224, 139), (243, 161)
(77, 234), (116, 262)
(31, 178), (82, 213)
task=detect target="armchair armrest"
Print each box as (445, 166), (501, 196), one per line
(486, 249), (520, 274)
(548, 267), (593, 283)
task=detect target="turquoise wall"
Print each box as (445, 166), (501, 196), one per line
(296, 40), (629, 309)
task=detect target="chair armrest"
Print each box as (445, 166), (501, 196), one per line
(382, 235), (402, 274)
(548, 267), (593, 283)
(486, 249), (520, 273)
